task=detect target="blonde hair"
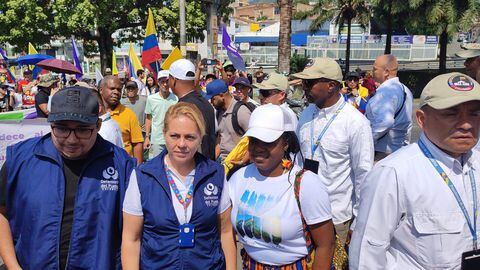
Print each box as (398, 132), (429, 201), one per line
(163, 102), (206, 137)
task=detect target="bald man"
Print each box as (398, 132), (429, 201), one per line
(100, 75), (144, 164)
(366, 55), (413, 160)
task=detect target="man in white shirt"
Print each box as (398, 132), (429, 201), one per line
(350, 72), (480, 270)
(254, 72), (298, 130)
(366, 54), (413, 160)
(293, 58), (374, 247)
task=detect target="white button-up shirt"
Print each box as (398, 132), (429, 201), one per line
(297, 96), (374, 224)
(350, 133), (479, 270)
(365, 77), (413, 154)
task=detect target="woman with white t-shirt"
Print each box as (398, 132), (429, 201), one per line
(121, 102), (236, 269)
(225, 104), (335, 269)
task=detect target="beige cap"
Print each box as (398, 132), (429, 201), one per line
(37, 74), (57, 88)
(292, 58), (343, 82)
(420, 72), (480, 109)
(253, 72), (288, 92)
(455, 49), (480, 59)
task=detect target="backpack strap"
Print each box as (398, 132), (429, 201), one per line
(294, 169), (315, 259)
(232, 101), (256, 136)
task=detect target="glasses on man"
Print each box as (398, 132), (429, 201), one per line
(302, 78), (331, 91)
(125, 88), (137, 92)
(347, 77), (359, 82)
(51, 126), (95, 139)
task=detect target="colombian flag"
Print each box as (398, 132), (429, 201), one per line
(141, 8), (162, 75)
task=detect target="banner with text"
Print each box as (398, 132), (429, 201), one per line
(0, 118), (51, 167)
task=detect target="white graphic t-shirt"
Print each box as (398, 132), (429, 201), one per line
(225, 164), (332, 265)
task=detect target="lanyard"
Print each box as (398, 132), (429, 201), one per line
(310, 101), (346, 158)
(165, 168), (194, 222)
(418, 140), (478, 249)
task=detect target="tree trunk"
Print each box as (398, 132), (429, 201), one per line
(384, 0), (393, 54)
(278, 0), (292, 74)
(97, 28), (114, 74)
(345, 16), (351, 76)
(439, 29), (448, 74)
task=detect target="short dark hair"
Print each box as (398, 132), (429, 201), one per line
(224, 65), (236, 73)
(136, 69), (145, 77)
(205, 74), (217, 81)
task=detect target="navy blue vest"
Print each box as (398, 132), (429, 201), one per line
(136, 151), (225, 270)
(5, 134), (136, 270)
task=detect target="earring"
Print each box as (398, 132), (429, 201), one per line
(282, 151), (293, 170)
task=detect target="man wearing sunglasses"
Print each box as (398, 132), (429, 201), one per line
(0, 86), (136, 269)
(254, 72), (298, 130)
(293, 57), (374, 250)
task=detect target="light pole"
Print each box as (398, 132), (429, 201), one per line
(179, 0), (187, 57)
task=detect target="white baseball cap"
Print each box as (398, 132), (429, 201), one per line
(157, 69), (170, 80)
(244, 104), (294, 143)
(169, 59), (196, 81)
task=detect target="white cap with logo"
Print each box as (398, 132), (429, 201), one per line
(420, 72), (480, 109)
(169, 59), (196, 81)
(244, 104), (294, 143)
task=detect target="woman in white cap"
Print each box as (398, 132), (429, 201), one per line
(224, 104), (335, 269)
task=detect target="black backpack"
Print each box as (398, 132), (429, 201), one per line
(231, 101), (256, 136)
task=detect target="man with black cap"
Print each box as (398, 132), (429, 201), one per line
(0, 86), (136, 269)
(232, 77), (260, 107)
(121, 80), (147, 129)
(350, 72), (480, 269)
(168, 59), (216, 160)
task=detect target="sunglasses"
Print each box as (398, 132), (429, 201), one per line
(302, 78), (332, 90)
(347, 77), (359, 82)
(259, 89), (279, 98)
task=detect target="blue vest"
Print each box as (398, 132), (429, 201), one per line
(5, 134), (136, 270)
(136, 151), (226, 270)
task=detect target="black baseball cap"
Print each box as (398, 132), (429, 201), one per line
(125, 81), (138, 89)
(48, 86), (99, 125)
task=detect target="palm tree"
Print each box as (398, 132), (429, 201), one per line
(408, 0), (479, 74)
(296, 0), (370, 75)
(370, 0), (409, 54)
(278, 0), (293, 74)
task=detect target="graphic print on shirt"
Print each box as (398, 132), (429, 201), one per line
(235, 190), (282, 245)
(203, 183), (220, 207)
(101, 166), (119, 191)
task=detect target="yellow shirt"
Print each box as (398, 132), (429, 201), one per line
(110, 104), (144, 156)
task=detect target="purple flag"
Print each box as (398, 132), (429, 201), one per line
(222, 26), (246, 71)
(0, 48), (9, 60)
(71, 36), (83, 80)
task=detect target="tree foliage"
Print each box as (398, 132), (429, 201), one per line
(0, 0), (54, 52)
(295, 0), (371, 74)
(0, 0), (234, 71)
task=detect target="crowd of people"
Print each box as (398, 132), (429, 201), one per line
(0, 47), (479, 270)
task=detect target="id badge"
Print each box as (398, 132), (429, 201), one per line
(462, 249), (480, 270)
(179, 223), (195, 248)
(304, 158), (319, 173)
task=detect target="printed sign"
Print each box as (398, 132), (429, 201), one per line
(0, 118), (51, 166)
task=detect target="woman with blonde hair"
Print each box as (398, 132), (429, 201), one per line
(121, 102), (236, 269)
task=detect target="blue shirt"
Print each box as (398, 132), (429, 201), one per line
(365, 77), (413, 153)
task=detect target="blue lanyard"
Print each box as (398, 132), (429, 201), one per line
(310, 101), (346, 158)
(418, 140), (478, 249)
